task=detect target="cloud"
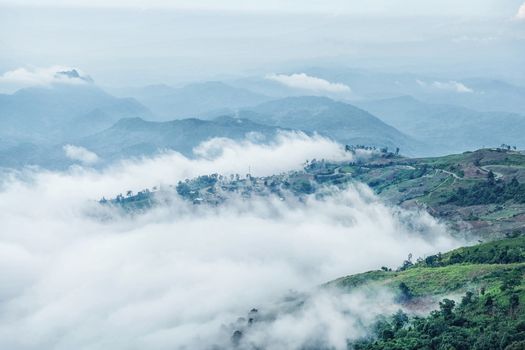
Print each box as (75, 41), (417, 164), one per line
(0, 135), (459, 349)
(266, 73), (352, 94)
(417, 79), (473, 93)
(433, 81), (473, 93)
(0, 66), (92, 92)
(234, 288), (407, 349)
(63, 145), (99, 165)
(191, 132), (351, 175)
(517, 3), (525, 20)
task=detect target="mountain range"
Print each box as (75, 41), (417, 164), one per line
(357, 95), (525, 155)
(233, 96), (420, 154)
(1, 76), (524, 169)
(0, 83), (153, 144)
(113, 81), (271, 120)
(292, 67), (525, 114)
(0, 83), (423, 168)
(77, 116), (283, 161)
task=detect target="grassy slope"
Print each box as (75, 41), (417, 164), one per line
(109, 148), (525, 238)
(329, 236), (525, 300)
(344, 149), (525, 238)
(334, 236), (525, 350)
(332, 264), (525, 299)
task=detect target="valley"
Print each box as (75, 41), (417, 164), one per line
(2, 2), (525, 349)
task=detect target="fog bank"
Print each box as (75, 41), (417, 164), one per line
(0, 135), (459, 349)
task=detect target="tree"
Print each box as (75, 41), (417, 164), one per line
(506, 341), (525, 350)
(485, 295), (494, 314)
(487, 170), (496, 185)
(399, 253), (413, 271)
(392, 310), (409, 331)
(509, 294), (520, 318)
(398, 282), (413, 302)
(439, 299), (455, 320)
(501, 270), (522, 292)
(461, 291), (474, 306)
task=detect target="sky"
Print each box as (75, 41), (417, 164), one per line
(0, 0), (521, 16)
(1, 0), (524, 87)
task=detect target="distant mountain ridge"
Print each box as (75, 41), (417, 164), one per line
(3, 82), (499, 169)
(357, 95), (525, 155)
(296, 68), (525, 114)
(118, 81), (271, 120)
(75, 116), (284, 161)
(0, 84), (153, 143)
(235, 96), (423, 155)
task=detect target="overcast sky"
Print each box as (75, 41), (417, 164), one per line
(1, 0), (522, 16)
(0, 0), (524, 86)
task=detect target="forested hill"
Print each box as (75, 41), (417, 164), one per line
(107, 147), (525, 239)
(225, 235), (525, 350)
(103, 147), (525, 349)
(344, 147), (525, 239)
(338, 236), (525, 350)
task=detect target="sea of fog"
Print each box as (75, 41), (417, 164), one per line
(0, 133), (460, 349)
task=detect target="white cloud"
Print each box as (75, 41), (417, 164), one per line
(0, 66), (91, 92)
(238, 288), (409, 349)
(266, 73), (352, 94)
(417, 79), (473, 93)
(0, 135), (459, 349)
(415, 79), (426, 87)
(432, 81), (473, 93)
(63, 145), (99, 165)
(517, 3), (525, 20)
(191, 132), (350, 175)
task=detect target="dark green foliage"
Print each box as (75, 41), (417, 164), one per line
(176, 175), (218, 200)
(419, 236), (525, 268)
(292, 179), (316, 194)
(398, 254), (414, 271)
(501, 269), (523, 292)
(439, 299), (455, 319)
(398, 282), (413, 302)
(461, 291), (474, 306)
(392, 310), (409, 331)
(343, 236), (525, 350)
(351, 290), (525, 350)
(424, 253), (443, 267)
(446, 176), (525, 206)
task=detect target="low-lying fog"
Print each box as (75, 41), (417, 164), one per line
(0, 133), (459, 349)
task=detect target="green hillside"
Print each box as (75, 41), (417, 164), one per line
(226, 236), (525, 350)
(341, 148), (525, 238)
(330, 236), (525, 297)
(329, 236), (525, 350)
(107, 148), (525, 349)
(109, 148), (525, 239)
